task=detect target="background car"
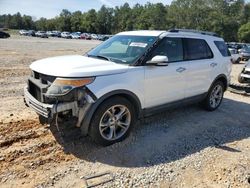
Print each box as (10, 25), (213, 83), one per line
(80, 33), (91, 40)
(229, 48), (241, 63)
(46, 31), (53, 36)
(61, 32), (72, 39)
(98, 34), (109, 41)
(35, 31), (48, 38)
(0, 31), (10, 38)
(238, 60), (250, 83)
(236, 43), (248, 53)
(19, 30), (29, 35)
(71, 32), (81, 39)
(239, 46), (250, 61)
(27, 30), (35, 36)
(90, 33), (98, 40)
(51, 31), (61, 37)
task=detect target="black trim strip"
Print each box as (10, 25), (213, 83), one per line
(143, 93), (207, 117)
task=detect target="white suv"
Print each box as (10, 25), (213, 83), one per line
(24, 29), (231, 145)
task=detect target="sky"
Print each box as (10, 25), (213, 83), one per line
(0, 0), (173, 20)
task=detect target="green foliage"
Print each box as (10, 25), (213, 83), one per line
(96, 6), (114, 34)
(238, 22), (250, 42)
(0, 12), (35, 29)
(0, 0), (249, 42)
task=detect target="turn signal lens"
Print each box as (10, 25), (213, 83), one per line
(53, 77), (95, 87)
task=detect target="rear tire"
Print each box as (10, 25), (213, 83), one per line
(202, 81), (225, 111)
(89, 96), (136, 146)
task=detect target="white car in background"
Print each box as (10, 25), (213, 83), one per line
(24, 29), (231, 146)
(229, 48), (240, 63)
(238, 60), (250, 83)
(71, 32), (81, 39)
(91, 34), (99, 40)
(61, 32), (72, 39)
(19, 30), (29, 35)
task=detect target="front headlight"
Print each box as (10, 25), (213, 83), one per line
(46, 77), (95, 96)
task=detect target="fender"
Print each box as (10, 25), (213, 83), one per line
(80, 89), (142, 136)
(209, 74), (228, 92)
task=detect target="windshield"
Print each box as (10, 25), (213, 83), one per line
(87, 35), (157, 65)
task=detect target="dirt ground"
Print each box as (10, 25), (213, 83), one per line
(0, 36), (250, 188)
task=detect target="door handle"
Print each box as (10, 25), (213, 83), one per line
(210, 63), (217, 67)
(176, 67), (186, 73)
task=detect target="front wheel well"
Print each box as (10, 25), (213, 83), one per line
(81, 90), (142, 136)
(97, 93), (141, 119)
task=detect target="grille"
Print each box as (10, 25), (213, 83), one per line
(28, 71), (56, 102)
(28, 80), (42, 101)
(244, 70), (250, 75)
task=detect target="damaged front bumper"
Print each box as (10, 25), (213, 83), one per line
(24, 86), (78, 118)
(24, 86), (93, 127)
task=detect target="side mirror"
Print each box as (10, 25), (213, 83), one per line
(146, 55), (169, 66)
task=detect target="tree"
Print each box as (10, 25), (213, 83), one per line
(113, 3), (133, 33)
(82, 9), (97, 33)
(242, 3), (250, 23)
(10, 12), (23, 29)
(22, 15), (35, 29)
(36, 17), (48, 30)
(71, 11), (82, 32)
(238, 22), (250, 42)
(58, 9), (72, 31)
(96, 6), (114, 34)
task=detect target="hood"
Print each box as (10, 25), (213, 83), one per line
(30, 55), (129, 77)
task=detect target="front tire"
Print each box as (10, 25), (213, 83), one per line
(202, 81), (225, 111)
(89, 96), (136, 146)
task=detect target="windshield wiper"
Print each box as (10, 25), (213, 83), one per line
(87, 54), (111, 61)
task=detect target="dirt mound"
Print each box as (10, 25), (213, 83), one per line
(0, 119), (75, 186)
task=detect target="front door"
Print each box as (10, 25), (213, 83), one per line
(144, 37), (188, 108)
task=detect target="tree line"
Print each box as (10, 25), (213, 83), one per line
(0, 0), (250, 42)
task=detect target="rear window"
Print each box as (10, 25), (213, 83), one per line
(184, 38), (213, 60)
(214, 41), (230, 57)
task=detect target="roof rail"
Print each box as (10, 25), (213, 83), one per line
(168, 29), (220, 37)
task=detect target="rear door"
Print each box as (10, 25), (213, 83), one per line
(183, 38), (215, 98)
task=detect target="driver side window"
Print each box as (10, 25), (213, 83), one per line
(150, 37), (184, 63)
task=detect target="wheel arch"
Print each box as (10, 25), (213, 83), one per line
(211, 74), (228, 91)
(81, 89), (142, 136)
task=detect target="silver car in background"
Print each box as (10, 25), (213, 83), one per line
(239, 46), (250, 61)
(238, 60), (250, 83)
(229, 48), (240, 64)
